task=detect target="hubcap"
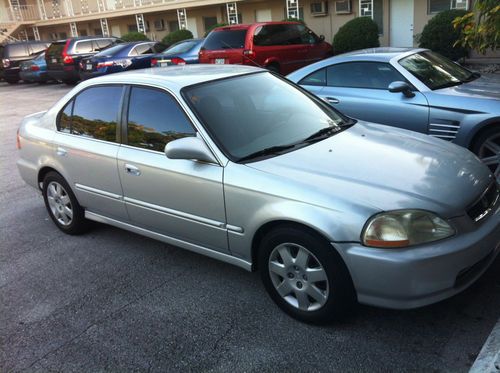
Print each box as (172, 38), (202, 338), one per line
(477, 133), (500, 181)
(46, 181), (73, 226)
(268, 243), (329, 312)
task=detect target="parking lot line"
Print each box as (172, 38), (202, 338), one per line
(470, 316), (500, 372)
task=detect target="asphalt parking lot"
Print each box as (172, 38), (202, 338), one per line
(1, 81), (499, 373)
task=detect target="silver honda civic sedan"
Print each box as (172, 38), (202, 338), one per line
(17, 65), (500, 324)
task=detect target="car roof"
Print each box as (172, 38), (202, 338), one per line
(213, 21), (303, 31)
(336, 47), (428, 62)
(78, 64), (265, 91)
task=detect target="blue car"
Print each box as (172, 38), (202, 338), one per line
(19, 51), (50, 83)
(288, 48), (500, 180)
(151, 38), (204, 67)
(79, 41), (165, 80)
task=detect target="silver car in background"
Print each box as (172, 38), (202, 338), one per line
(287, 48), (500, 180)
(17, 66), (500, 324)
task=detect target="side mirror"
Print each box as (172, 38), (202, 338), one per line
(319, 35), (325, 42)
(388, 81), (415, 98)
(165, 136), (218, 164)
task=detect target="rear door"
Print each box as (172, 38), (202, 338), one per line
(53, 85), (128, 220)
(302, 61), (429, 134)
(200, 28), (247, 65)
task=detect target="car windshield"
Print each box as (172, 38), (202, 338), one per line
(183, 72), (350, 162)
(163, 40), (200, 54)
(399, 51), (477, 90)
(94, 44), (128, 57)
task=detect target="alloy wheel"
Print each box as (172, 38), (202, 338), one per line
(477, 132), (500, 181)
(46, 181), (73, 226)
(268, 243), (329, 312)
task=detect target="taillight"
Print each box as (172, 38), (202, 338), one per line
(2, 58), (10, 68)
(171, 57), (186, 65)
(96, 61), (113, 68)
(16, 129), (21, 149)
(30, 65), (40, 71)
(243, 50), (255, 57)
(62, 39), (73, 64)
(151, 58), (158, 67)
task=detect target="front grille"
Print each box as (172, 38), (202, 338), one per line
(467, 183), (499, 223)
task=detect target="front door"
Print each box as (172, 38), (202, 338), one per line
(117, 86), (228, 253)
(390, 0), (414, 47)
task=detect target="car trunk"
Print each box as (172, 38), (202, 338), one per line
(46, 41), (66, 71)
(199, 29), (247, 65)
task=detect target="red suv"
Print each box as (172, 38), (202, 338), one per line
(198, 22), (332, 75)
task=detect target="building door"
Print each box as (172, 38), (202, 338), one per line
(390, 0), (414, 47)
(186, 18), (198, 37)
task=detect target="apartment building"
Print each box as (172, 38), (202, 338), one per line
(0, 0), (474, 48)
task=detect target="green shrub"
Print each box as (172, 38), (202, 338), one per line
(204, 23), (228, 37)
(333, 17), (380, 54)
(419, 9), (468, 60)
(120, 32), (150, 42)
(162, 29), (193, 47)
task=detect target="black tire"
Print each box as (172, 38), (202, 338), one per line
(258, 225), (356, 324)
(42, 171), (90, 235)
(5, 78), (19, 84)
(266, 63), (280, 74)
(471, 125), (500, 177)
(62, 79), (78, 85)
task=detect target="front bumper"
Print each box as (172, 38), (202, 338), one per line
(335, 204), (500, 309)
(20, 70), (48, 82)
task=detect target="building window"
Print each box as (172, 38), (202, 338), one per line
(451, 0), (468, 10)
(360, 0), (383, 34)
(128, 24), (138, 33)
(203, 16), (218, 33)
(168, 20), (179, 32)
(78, 29), (88, 36)
(94, 28), (102, 36)
(428, 0), (468, 13)
(283, 7), (305, 20)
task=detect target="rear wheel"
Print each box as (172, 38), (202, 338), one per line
(62, 79), (78, 85)
(5, 78), (19, 84)
(266, 63), (280, 74)
(472, 126), (500, 180)
(258, 226), (356, 324)
(42, 172), (90, 235)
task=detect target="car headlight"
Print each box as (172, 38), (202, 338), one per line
(362, 210), (455, 248)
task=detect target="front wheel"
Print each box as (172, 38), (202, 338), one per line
(472, 126), (500, 180)
(42, 172), (90, 235)
(258, 226), (356, 324)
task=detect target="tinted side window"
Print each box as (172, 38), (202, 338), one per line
(327, 62), (407, 89)
(127, 87), (195, 152)
(71, 86), (122, 142)
(6, 44), (28, 57)
(254, 25), (291, 46)
(29, 43), (48, 55)
(203, 29), (247, 50)
(74, 41), (93, 54)
(299, 68), (326, 86)
(58, 100), (73, 134)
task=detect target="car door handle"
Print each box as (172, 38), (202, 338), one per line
(56, 147), (67, 156)
(125, 164), (141, 176)
(323, 97), (340, 104)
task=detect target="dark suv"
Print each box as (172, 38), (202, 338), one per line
(46, 36), (121, 84)
(0, 41), (51, 84)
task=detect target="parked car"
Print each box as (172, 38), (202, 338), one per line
(19, 51), (51, 83)
(287, 48), (500, 180)
(17, 65), (499, 324)
(151, 38), (204, 67)
(0, 41), (50, 84)
(46, 36), (122, 84)
(198, 22), (332, 74)
(79, 41), (165, 80)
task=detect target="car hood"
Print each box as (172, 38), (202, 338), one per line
(435, 76), (500, 101)
(246, 122), (493, 217)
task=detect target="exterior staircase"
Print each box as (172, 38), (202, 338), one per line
(0, 22), (22, 44)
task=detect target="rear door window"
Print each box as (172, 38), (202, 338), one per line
(203, 29), (247, 50)
(5, 44), (28, 58)
(299, 68), (327, 86)
(94, 39), (114, 52)
(59, 86), (123, 142)
(74, 41), (93, 54)
(254, 24), (301, 46)
(127, 87), (195, 152)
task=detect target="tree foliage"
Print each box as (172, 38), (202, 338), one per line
(121, 32), (150, 42)
(453, 0), (499, 54)
(419, 9), (468, 60)
(161, 29), (193, 47)
(332, 17), (379, 54)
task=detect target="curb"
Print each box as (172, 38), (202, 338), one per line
(470, 317), (500, 373)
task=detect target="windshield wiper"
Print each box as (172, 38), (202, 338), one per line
(237, 144), (297, 162)
(433, 80), (463, 90)
(463, 71), (481, 82)
(303, 126), (341, 143)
